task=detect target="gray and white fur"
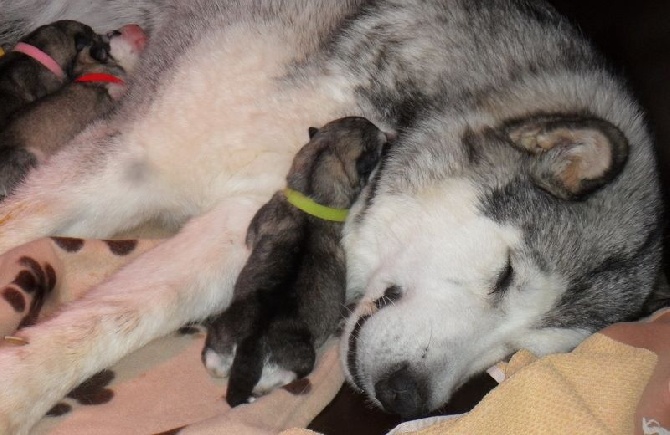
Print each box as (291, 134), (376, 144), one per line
(0, 1), (664, 432)
(203, 117), (387, 407)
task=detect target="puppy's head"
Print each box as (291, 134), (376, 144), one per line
(70, 45), (127, 100)
(287, 117), (392, 208)
(21, 20), (106, 77)
(70, 24), (148, 101)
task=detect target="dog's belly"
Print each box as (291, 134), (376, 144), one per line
(123, 25), (357, 214)
(0, 9), (363, 254)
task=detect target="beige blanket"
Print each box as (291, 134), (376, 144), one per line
(0, 236), (344, 434)
(290, 332), (659, 435)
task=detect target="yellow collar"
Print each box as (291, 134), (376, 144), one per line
(284, 188), (349, 222)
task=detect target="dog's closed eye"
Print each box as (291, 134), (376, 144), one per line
(374, 285), (403, 309)
(491, 254), (514, 295)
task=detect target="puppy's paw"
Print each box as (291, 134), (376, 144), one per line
(252, 363), (298, 396)
(202, 344), (236, 378)
(106, 82), (128, 100)
(202, 314), (240, 378)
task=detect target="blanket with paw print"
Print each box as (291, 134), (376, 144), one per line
(0, 236), (344, 435)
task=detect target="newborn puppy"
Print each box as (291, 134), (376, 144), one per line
(0, 20), (106, 128)
(203, 117), (391, 407)
(0, 25), (147, 199)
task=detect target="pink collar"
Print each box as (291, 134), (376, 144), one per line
(13, 42), (65, 79)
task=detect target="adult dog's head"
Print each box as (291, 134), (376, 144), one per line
(340, 109), (662, 417)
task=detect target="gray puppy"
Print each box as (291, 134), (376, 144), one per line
(0, 20), (107, 128)
(203, 117), (390, 407)
(0, 27), (146, 200)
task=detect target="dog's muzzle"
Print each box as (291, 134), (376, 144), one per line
(346, 286), (404, 389)
(374, 364), (428, 418)
(345, 285), (432, 417)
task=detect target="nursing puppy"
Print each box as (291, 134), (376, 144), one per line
(0, 20), (106, 128)
(0, 0), (163, 48)
(0, 25), (147, 199)
(204, 117), (388, 407)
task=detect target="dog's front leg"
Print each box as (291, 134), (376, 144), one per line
(0, 197), (258, 435)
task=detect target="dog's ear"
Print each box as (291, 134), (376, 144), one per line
(308, 127), (319, 139)
(505, 114), (629, 200)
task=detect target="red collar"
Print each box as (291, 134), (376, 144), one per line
(74, 73), (125, 84)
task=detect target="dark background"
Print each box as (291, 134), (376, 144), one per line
(309, 0), (670, 433)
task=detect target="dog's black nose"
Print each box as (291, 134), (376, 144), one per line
(374, 365), (426, 418)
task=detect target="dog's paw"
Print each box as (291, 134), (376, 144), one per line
(202, 345), (236, 378)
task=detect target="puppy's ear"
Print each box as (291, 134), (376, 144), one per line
(356, 149), (380, 181)
(505, 114), (628, 200)
(308, 127), (319, 139)
(289, 139), (327, 178)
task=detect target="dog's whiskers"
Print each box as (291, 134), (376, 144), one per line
(421, 325), (433, 359)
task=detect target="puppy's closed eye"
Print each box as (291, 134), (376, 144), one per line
(74, 34), (92, 52)
(90, 44), (109, 63)
(356, 150), (380, 180)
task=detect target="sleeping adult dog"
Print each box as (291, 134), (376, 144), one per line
(0, 0), (663, 432)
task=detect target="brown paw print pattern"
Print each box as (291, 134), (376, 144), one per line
(47, 369), (117, 417)
(1, 256), (57, 328)
(50, 237), (85, 253)
(282, 377), (313, 395)
(51, 237), (140, 257)
(0, 237), (151, 342)
(104, 239), (139, 256)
